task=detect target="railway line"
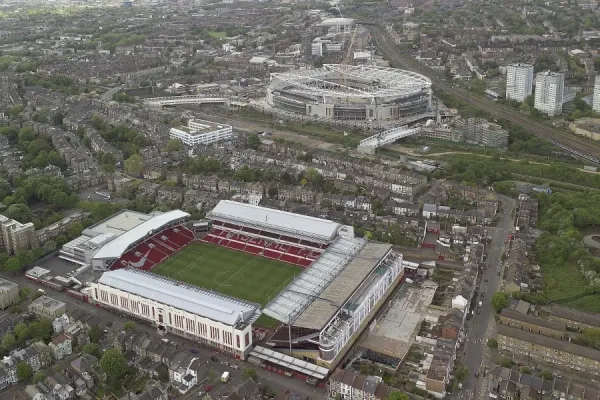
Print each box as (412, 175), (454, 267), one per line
(369, 25), (600, 164)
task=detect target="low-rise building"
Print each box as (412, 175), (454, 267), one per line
(29, 296), (67, 320)
(169, 119), (233, 147)
(49, 334), (72, 360)
(499, 309), (565, 339)
(497, 325), (600, 375)
(550, 305), (600, 332)
(328, 369), (398, 400)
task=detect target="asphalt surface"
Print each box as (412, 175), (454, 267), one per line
(2, 272), (326, 399)
(458, 195), (515, 400)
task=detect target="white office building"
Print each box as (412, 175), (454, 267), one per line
(593, 75), (600, 113)
(90, 268), (260, 359)
(169, 119), (233, 147)
(534, 71), (564, 116)
(506, 63), (534, 102)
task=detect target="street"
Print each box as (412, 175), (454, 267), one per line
(459, 195), (515, 399)
(3, 272), (326, 399)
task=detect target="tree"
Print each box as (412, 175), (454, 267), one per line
(541, 370), (553, 380)
(124, 154), (143, 177)
(4, 203), (32, 223)
(242, 368), (258, 381)
(486, 338), (498, 349)
(498, 356), (512, 368)
(0, 179), (11, 200)
(83, 343), (101, 358)
(521, 366), (532, 374)
(267, 185), (278, 198)
(386, 392), (410, 400)
(16, 361), (33, 382)
(28, 319), (53, 342)
(100, 349), (127, 380)
(67, 222), (84, 239)
(123, 321), (135, 332)
(42, 240), (57, 254)
(51, 112), (64, 126)
(19, 287), (31, 302)
(246, 134), (261, 150)
(32, 370), (46, 384)
(2, 332), (15, 350)
(491, 292), (509, 313)
(165, 139), (182, 152)
(454, 364), (468, 382)
(13, 323), (28, 342)
(89, 325), (103, 343)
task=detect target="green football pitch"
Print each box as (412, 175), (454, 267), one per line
(152, 242), (300, 326)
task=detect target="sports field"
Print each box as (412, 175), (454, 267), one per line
(152, 242), (300, 325)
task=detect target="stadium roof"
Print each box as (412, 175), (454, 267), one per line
(208, 200), (340, 242)
(263, 236), (369, 327)
(84, 210), (151, 237)
(97, 269), (261, 326)
(294, 243), (392, 330)
(93, 210), (190, 259)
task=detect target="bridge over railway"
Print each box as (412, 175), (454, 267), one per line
(142, 95), (251, 107)
(357, 126), (420, 153)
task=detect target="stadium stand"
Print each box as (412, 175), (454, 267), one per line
(60, 209), (195, 271)
(203, 201), (351, 268)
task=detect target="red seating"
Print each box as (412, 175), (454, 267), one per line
(298, 259), (312, 267)
(263, 249), (280, 259)
(200, 223), (327, 268)
(244, 245), (261, 255)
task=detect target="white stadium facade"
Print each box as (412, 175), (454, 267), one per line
(61, 200), (406, 377)
(90, 268), (260, 360)
(267, 64), (432, 122)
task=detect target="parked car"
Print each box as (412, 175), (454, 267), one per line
(221, 361), (229, 366)
(189, 348), (199, 354)
(203, 385), (213, 392)
(210, 356), (218, 362)
(231, 364), (239, 370)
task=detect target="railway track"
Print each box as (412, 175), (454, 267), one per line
(370, 25), (600, 164)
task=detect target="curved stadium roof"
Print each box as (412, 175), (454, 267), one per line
(93, 210), (190, 260)
(270, 64), (432, 100)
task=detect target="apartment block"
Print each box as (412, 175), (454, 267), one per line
(29, 296), (67, 319)
(454, 118), (509, 148)
(506, 63), (534, 102)
(0, 215), (36, 254)
(0, 278), (19, 310)
(169, 119), (233, 147)
(534, 71), (564, 116)
(593, 75), (600, 113)
(497, 325), (600, 375)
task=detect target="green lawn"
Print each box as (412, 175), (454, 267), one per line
(152, 242), (299, 326)
(208, 30), (227, 38)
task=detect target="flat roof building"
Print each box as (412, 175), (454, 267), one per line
(506, 63), (534, 102)
(0, 278), (18, 310)
(534, 71), (564, 116)
(0, 214), (36, 254)
(169, 119), (233, 147)
(90, 268), (261, 359)
(29, 296), (67, 319)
